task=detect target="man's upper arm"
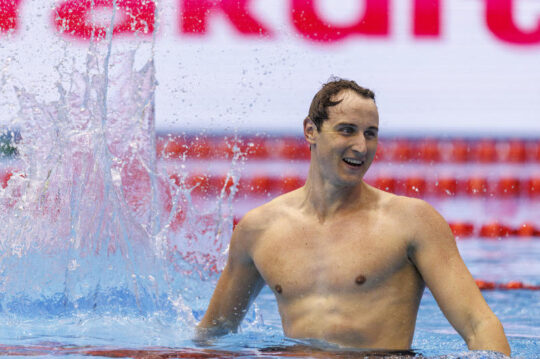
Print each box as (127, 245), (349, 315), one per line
(407, 200), (510, 355)
(196, 212), (265, 337)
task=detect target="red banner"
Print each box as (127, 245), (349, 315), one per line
(1, 0), (539, 45)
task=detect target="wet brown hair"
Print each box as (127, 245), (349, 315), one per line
(308, 78), (376, 131)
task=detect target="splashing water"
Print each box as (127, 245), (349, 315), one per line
(0, 6), (536, 357)
(0, 2), (245, 345)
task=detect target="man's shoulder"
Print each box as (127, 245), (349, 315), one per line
(377, 190), (453, 247)
(369, 184), (432, 214)
(235, 189), (300, 235)
(372, 188), (445, 232)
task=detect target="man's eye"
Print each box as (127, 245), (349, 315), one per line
(340, 127), (355, 135)
(365, 130), (377, 138)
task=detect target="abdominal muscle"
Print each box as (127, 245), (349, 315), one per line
(278, 291), (420, 350)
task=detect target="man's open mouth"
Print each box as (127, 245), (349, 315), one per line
(343, 158), (364, 167)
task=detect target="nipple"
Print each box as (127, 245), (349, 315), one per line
(355, 275), (366, 285)
(275, 284), (283, 294)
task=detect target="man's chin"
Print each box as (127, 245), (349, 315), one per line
(335, 175), (365, 188)
(343, 168), (369, 182)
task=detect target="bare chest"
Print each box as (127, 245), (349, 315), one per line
(251, 218), (413, 298)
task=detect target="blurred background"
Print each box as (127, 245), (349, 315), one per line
(2, 0), (539, 231)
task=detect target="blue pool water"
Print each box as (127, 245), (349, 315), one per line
(0, 239), (536, 358)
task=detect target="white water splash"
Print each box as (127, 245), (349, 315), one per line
(0, 2), (240, 324)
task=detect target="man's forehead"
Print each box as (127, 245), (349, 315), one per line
(329, 89), (356, 101)
(330, 90), (377, 110)
(328, 90), (378, 119)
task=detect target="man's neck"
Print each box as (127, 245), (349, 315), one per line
(301, 165), (368, 223)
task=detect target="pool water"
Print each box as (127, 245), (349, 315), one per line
(0, 239), (536, 358)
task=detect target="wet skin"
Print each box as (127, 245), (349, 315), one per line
(196, 91), (510, 355)
(251, 188), (424, 349)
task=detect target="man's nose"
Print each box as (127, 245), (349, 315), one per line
(351, 134), (368, 154)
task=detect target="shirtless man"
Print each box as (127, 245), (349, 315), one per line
(196, 79), (511, 356)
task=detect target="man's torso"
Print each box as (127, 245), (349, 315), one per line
(247, 187), (426, 349)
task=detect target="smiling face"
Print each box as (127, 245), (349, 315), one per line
(304, 90), (379, 186)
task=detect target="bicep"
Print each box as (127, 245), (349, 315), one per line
(198, 226), (265, 332)
(409, 203), (493, 340)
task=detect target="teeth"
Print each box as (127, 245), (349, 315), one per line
(344, 158), (364, 166)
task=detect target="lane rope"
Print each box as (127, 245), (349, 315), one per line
(156, 135), (540, 164)
(475, 280), (540, 291)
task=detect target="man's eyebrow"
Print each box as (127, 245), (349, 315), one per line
(367, 126), (379, 131)
(334, 122), (357, 128)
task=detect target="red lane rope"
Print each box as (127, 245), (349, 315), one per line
(156, 135), (540, 164)
(475, 280), (540, 291)
(450, 222), (540, 239)
(8, 169), (538, 200)
(171, 173), (539, 199)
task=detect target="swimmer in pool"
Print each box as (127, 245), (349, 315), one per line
(196, 78), (511, 356)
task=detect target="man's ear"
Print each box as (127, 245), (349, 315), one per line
(303, 117), (317, 145)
